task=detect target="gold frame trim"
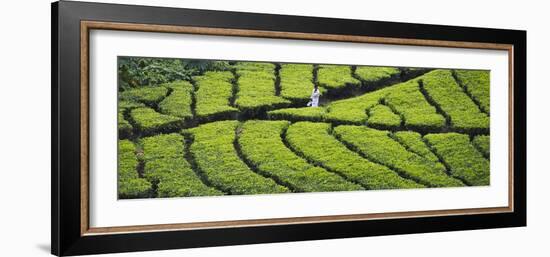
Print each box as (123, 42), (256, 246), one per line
(80, 21), (514, 236)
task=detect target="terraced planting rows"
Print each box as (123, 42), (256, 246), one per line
(269, 69), (489, 134)
(118, 59), (491, 199)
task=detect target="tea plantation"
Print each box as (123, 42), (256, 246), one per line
(118, 60), (490, 199)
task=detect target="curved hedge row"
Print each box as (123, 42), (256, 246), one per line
(472, 135), (490, 158)
(120, 86), (168, 106)
(266, 72), (446, 130)
(279, 64), (315, 102)
(188, 121), (289, 195)
(267, 107), (326, 122)
(421, 70), (489, 132)
(355, 66), (400, 90)
(238, 120), (362, 192)
(366, 104), (401, 128)
(317, 65), (360, 90)
(234, 62), (290, 113)
(269, 70), (490, 133)
(285, 122), (422, 189)
(384, 79), (446, 131)
(118, 110), (133, 139)
(392, 131), (440, 163)
(454, 70), (490, 114)
(424, 133), (490, 186)
(118, 100), (146, 139)
(118, 140), (152, 199)
(140, 133), (222, 198)
(333, 126), (464, 187)
(130, 107), (182, 135)
(194, 71), (238, 121)
(158, 81), (194, 119)
(324, 91), (383, 124)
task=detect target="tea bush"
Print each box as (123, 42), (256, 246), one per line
(238, 120), (362, 192)
(454, 70), (490, 114)
(285, 122), (422, 189)
(367, 105), (401, 128)
(119, 99), (145, 110)
(422, 70), (489, 132)
(234, 62), (290, 112)
(267, 107), (326, 122)
(384, 79), (446, 131)
(194, 71), (238, 120)
(158, 81), (194, 119)
(130, 107), (182, 135)
(279, 64), (315, 102)
(118, 140), (140, 180)
(333, 126), (464, 187)
(140, 133), (185, 161)
(188, 121), (289, 195)
(472, 135), (490, 158)
(317, 65), (360, 89)
(140, 133), (222, 197)
(118, 140), (152, 198)
(424, 133), (490, 186)
(120, 86), (168, 106)
(324, 91), (385, 124)
(354, 66), (400, 84)
(392, 131), (440, 163)
(118, 110), (133, 138)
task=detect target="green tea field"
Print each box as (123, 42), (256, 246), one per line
(118, 59), (490, 199)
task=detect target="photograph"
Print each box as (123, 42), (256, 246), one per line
(117, 57), (491, 199)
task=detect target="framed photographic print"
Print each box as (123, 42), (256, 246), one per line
(51, 1), (526, 256)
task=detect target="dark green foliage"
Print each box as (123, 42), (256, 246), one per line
(120, 86), (168, 106)
(238, 120), (362, 192)
(286, 122), (422, 189)
(267, 107), (326, 122)
(194, 71), (238, 120)
(118, 57), (193, 90)
(422, 70), (489, 131)
(158, 81), (194, 119)
(317, 65), (360, 89)
(334, 126), (463, 187)
(118, 140), (152, 198)
(384, 79), (446, 131)
(454, 70), (490, 114)
(234, 62), (290, 112)
(279, 64), (315, 101)
(188, 121), (289, 195)
(130, 107), (182, 135)
(355, 66), (400, 84)
(424, 133), (490, 186)
(392, 131), (440, 163)
(472, 135), (490, 158)
(139, 133), (223, 197)
(183, 60), (231, 73)
(367, 105), (401, 128)
(118, 57), (230, 90)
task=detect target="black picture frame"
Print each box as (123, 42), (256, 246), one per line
(51, 1), (526, 256)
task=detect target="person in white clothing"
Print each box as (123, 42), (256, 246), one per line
(309, 84), (321, 107)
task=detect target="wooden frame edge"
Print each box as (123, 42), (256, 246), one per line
(79, 20), (515, 236)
